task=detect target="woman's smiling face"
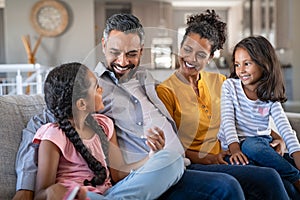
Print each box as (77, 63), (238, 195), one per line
(178, 32), (212, 77)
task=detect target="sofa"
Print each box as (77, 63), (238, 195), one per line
(1, 94), (300, 199)
(0, 94), (45, 199)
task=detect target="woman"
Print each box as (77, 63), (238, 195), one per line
(157, 9), (293, 199)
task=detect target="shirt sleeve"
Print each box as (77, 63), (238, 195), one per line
(93, 114), (114, 140)
(156, 84), (176, 120)
(271, 102), (300, 155)
(219, 80), (240, 147)
(15, 108), (55, 191)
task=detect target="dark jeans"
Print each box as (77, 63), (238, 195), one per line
(241, 136), (300, 183)
(159, 169), (245, 200)
(239, 136), (300, 199)
(184, 164), (289, 200)
(282, 153), (300, 199)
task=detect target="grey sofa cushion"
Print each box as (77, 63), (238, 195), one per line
(0, 95), (45, 199)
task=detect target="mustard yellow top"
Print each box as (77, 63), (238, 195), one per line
(157, 71), (226, 155)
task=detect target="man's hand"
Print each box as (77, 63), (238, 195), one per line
(145, 127), (165, 156)
(12, 190), (34, 200)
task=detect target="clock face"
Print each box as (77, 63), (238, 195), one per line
(31, 0), (69, 37)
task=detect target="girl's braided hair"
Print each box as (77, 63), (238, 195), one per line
(182, 9), (227, 56)
(44, 62), (108, 187)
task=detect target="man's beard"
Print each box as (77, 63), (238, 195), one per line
(110, 63), (136, 78)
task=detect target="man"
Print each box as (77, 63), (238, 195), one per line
(13, 13), (286, 199)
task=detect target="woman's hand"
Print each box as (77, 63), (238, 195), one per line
(184, 150), (230, 165)
(270, 139), (286, 156)
(145, 127), (165, 156)
(216, 150), (231, 165)
(270, 129), (286, 156)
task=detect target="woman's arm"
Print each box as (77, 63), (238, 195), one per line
(34, 140), (61, 200)
(185, 149), (229, 165)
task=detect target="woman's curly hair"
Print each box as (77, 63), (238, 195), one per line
(181, 9), (227, 56)
(44, 62), (108, 187)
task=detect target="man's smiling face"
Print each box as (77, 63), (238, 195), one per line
(102, 30), (143, 79)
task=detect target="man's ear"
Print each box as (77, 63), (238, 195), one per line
(140, 45), (144, 56)
(102, 38), (106, 54)
(76, 98), (86, 111)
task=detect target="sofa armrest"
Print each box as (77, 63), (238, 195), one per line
(0, 94), (45, 199)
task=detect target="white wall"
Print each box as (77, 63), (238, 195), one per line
(4, 0), (95, 67)
(227, 3), (244, 52)
(291, 0), (300, 101)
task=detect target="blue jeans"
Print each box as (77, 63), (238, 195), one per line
(282, 153), (300, 199)
(158, 168), (244, 200)
(241, 136), (300, 199)
(86, 149), (184, 200)
(241, 136), (300, 183)
(185, 163), (289, 200)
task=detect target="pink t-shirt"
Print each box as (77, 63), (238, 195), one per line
(33, 114), (113, 194)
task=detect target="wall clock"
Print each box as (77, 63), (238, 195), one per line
(30, 0), (69, 37)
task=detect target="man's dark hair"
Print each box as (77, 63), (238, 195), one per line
(103, 13), (145, 45)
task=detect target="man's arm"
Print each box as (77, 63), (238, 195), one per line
(13, 108), (55, 199)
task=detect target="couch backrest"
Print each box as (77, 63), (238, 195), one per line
(0, 95), (45, 199)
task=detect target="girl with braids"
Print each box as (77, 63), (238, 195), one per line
(218, 35), (300, 193)
(33, 62), (184, 200)
(157, 10), (291, 200)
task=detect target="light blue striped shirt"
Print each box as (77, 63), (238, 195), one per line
(218, 78), (300, 155)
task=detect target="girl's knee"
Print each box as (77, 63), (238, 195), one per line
(154, 150), (184, 178)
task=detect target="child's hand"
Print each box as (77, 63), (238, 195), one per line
(229, 142), (249, 165)
(230, 151), (249, 165)
(145, 127), (165, 156)
(47, 183), (68, 200)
